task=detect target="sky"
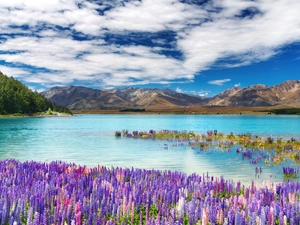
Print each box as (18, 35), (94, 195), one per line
(0, 0), (300, 97)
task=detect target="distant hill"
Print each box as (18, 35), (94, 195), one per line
(42, 86), (206, 110)
(207, 80), (300, 107)
(41, 80), (300, 110)
(0, 72), (72, 115)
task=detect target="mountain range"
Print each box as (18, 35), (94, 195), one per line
(41, 80), (300, 110)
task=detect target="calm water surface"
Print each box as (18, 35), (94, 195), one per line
(0, 114), (300, 185)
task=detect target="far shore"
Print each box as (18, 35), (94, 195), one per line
(0, 112), (72, 118)
(71, 106), (298, 115)
(3, 107), (298, 117)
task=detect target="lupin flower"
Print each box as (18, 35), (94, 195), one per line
(33, 211), (40, 225)
(235, 209), (242, 225)
(202, 207), (208, 225)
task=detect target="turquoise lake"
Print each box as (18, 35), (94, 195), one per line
(0, 114), (300, 185)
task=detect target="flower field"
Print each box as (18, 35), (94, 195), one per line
(1, 160), (300, 225)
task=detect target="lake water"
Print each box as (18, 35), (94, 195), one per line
(0, 114), (300, 185)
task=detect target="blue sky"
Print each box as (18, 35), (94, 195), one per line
(0, 0), (299, 97)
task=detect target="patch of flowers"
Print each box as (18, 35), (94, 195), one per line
(283, 167), (300, 180)
(115, 129), (300, 165)
(1, 160), (300, 224)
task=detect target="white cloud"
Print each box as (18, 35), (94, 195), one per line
(0, 36), (190, 86)
(28, 86), (46, 93)
(176, 88), (210, 97)
(234, 82), (241, 87)
(196, 90), (210, 97)
(208, 79), (231, 86)
(178, 0), (300, 74)
(0, 0), (300, 89)
(176, 87), (184, 93)
(103, 0), (207, 32)
(0, 66), (29, 78)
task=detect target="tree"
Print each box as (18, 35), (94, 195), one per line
(0, 72), (72, 115)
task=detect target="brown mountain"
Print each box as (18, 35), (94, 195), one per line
(42, 86), (133, 110)
(42, 86), (206, 110)
(41, 80), (300, 109)
(207, 80), (300, 107)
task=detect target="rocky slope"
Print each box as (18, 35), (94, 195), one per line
(207, 80), (300, 107)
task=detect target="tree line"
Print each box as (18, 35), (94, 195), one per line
(0, 72), (72, 115)
(269, 108), (300, 115)
(262, 107), (300, 115)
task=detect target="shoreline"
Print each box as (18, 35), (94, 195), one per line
(71, 106), (297, 115)
(0, 112), (72, 118)
(0, 158), (282, 186)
